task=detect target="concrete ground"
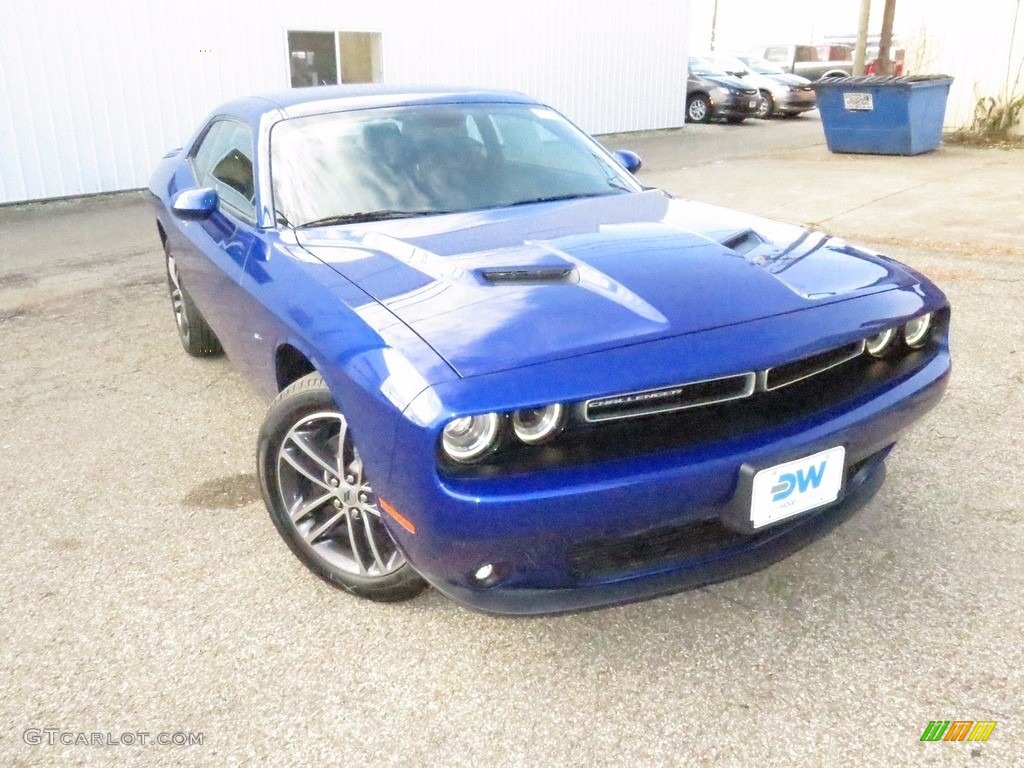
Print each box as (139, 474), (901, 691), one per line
(1, 114), (1022, 767)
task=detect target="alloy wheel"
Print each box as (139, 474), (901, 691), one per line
(688, 97), (709, 123)
(275, 411), (405, 578)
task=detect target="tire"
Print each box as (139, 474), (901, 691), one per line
(164, 240), (222, 357)
(257, 373), (428, 602)
(756, 91), (775, 119)
(686, 94), (711, 124)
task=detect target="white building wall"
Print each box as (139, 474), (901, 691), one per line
(0, 0), (690, 204)
(900, 0), (1024, 130)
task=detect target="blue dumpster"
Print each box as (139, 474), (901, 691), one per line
(811, 75), (954, 156)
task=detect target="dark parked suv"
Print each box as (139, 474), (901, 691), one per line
(686, 57), (761, 123)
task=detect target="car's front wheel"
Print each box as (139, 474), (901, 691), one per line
(686, 94), (712, 123)
(257, 373), (427, 602)
(756, 92), (775, 119)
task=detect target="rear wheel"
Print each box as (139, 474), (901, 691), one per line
(164, 240), (221, 357)
(686, 94), (711, 124)
(257, 373), (427, 602)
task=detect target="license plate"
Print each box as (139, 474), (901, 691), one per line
(750, 447), (845, 529)
(750, 99), (758, 108)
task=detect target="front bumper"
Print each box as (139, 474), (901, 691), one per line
(712, 93), (762, 119)
(775, 90), (818, 113)
(441, 456), (888, 615)
(380, 344), (949, 615)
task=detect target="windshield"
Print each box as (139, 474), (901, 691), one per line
(716, 56), (750, 75)
(689, 57), (728, 77)
(270, 103), (637, 227)
(740, 57), (785, 75)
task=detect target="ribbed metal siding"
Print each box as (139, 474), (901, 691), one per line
(0, 0), (689, 204)
(901, 0), (1024, 129)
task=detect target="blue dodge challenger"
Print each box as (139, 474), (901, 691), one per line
(150, 85), (950, 614)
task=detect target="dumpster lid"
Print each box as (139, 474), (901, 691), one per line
(813, 74), (953, 88)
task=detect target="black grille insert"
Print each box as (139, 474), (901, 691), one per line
(765, 340), (865, 391)
(585, 373), (756, 422)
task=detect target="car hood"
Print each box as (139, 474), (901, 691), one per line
(770, 72), (814, 87)
(700, 74), (754, 91)
(727, 71), (778, 90)
(297, 191), (918, 378)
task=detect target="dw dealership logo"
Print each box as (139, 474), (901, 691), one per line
(770, 461), (827, 501)
(920, 720), (997, 743)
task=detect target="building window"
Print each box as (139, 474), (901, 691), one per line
(287, 31), (383, 88)
(288, 31), (338, 87)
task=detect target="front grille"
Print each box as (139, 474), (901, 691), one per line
(765, 340), (865, 391)
(568, 519), (755, 578)
(439, 309), (947, 479)
(444, 345), (937, 479)
(584, 373), (755, 422)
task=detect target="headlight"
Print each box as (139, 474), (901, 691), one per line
(903, 313), (933, 348)
(441, 413), (501, 463)
(710, 86), (730, 99)
(512, 404), (566, 445)
(865, 327), (896, 357)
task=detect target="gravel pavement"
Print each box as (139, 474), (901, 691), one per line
(1, 114), (1022, 767)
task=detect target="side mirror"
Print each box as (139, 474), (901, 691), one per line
(612, 150), (643, 174)
(172, 187), (218, 220)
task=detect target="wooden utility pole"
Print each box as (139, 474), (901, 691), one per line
(710, 0), (719, 52)
(877, 0), (898, 76)
(853, 0), (871, 76)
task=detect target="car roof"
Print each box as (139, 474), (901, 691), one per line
(214, 85), (541, 123)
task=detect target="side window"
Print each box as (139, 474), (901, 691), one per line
(795, 46), (819, 63)
(191, 122), (227, 180)
(764, 47), (789, 63)
(190, 120), (256, 221)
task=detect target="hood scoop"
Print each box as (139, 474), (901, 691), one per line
(477, 266), (576, 285)
(718, 228), (765, 256)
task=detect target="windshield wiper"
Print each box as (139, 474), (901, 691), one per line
(294, 210), (443, 228)
(506, 192), (621, 208)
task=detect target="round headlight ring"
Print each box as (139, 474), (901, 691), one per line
(865, 327), (896, 358)
(511, 404), (566, 445)
(441, 413), (501, 463)
(903, 313), (933, 349)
